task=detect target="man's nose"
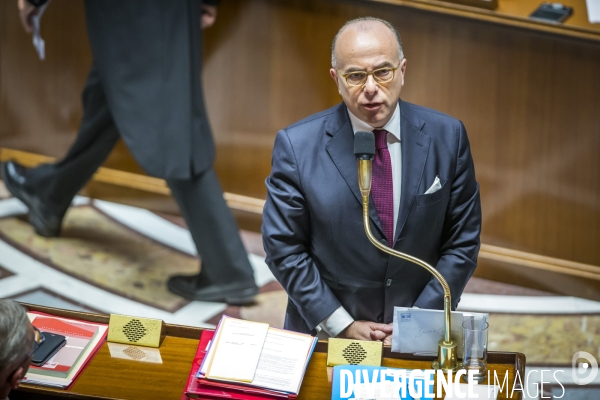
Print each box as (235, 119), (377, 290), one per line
(363, 74), (378, 95)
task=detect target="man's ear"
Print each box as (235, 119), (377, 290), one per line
(329, 68), (341, 94)
(9, 366), (25, 389)
(399, 58), (407, 87)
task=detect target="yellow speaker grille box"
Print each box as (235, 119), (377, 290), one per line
(327, 338), (383, 367)
(107, 314), (165, 348)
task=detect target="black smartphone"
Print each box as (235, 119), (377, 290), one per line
(32, 332), (67, 366)
(530, 2), (573, 23)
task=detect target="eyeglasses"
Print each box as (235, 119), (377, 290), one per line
(339, 64), (401, 87)
(7, 326), (45, 381)
(26, 326), (45, 359)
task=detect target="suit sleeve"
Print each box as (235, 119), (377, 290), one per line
(262, 130), (343, 330)
(414, 121), (481, 310)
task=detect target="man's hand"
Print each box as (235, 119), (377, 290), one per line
(338, 320), (393, 342)
(200, 4), (217, 29)
(17, 0), (39, 34)
(383, 323), (393, 346)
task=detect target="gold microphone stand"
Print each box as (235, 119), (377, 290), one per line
(358, 159), (460, 371)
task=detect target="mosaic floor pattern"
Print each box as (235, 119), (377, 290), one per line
(489, 314), (600, 365)
(0, 205), (198, 311)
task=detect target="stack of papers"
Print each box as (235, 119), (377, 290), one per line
(185, 316), (317, 399)
(23, 312), (108, 389)
(391, 307), (488, 357)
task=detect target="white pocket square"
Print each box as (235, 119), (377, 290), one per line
(424, 175), (442, 194)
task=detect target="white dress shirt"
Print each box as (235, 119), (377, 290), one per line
(317, 102), (402, 338)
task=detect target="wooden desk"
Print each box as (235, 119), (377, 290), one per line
(18, 305), (201, 400)
(371, 0), (600, 42)
(17, 304), (525, 400)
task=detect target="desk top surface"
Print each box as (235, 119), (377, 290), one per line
(371, 0), (600, 42)
(19, 305), (525, 400)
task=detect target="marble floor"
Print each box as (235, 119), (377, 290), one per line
(0, 182), (598, 399)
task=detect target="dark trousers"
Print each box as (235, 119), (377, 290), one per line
(24, 67), (254, 285)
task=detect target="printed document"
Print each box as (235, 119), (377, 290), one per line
(206, 317), (269, 382)
(251, 328), (316, 393)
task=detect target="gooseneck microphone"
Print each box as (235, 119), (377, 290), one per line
(353, 131), (376, 160)
(353, 131), (460, 372)
(354, 131), (376, 198)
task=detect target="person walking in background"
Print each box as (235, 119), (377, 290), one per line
(4, 0), (258, 304)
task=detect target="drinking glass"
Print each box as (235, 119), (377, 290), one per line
(462, 316), (489, 383)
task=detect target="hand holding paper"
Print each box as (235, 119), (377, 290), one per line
(32, 1), (50, 60)
(17, 0), (50, 60)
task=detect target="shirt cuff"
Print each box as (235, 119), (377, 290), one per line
(318, 306), (354, 338)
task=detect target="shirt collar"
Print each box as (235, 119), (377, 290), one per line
(347, 102), (401, 142)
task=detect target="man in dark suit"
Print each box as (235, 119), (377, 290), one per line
(262, 17), (481, 341)
(4, 0), (258, 304)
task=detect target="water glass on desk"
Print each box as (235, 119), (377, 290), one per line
(462, 316), (489, 383)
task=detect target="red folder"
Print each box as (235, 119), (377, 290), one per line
(27, 311), (108, 390)
(182, 330), (297, 400)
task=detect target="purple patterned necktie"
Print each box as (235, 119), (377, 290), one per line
(372, 129), (394, 244)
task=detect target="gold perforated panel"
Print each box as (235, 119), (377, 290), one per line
(327, 338), (382, 367)
(107, 314), (163, 348)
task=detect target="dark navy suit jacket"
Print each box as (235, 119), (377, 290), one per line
(262, 99), (481, 334)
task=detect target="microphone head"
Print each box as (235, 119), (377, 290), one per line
(354, 131), (375, 160)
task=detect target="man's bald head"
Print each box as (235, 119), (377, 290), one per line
(329, 17), (407, 127)
(331, 17), (403, 68)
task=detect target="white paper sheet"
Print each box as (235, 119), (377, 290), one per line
(251, 328), (316, 393)
(206, 317), (269, 382)
(587, 0), (600, 23)
(32, 0), (50, 60)
(391, 307), (488, 358)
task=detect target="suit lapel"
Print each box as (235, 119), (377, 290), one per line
(325, 104), (384, 237)
(394, 100), (429, 245)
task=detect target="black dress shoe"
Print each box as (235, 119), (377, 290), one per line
(1, 161), (63, 237)
(167, 273), (259, 305)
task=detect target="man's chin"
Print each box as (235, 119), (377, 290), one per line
(356, 104), (394, 126)
(359, 113), (388, 128)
